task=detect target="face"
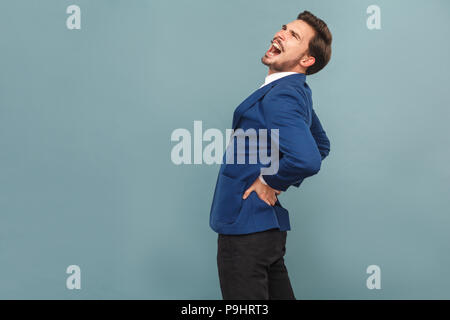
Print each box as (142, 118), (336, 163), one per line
(261, 20), (316, 74)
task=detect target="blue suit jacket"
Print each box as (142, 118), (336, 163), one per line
(209, 73), (330, 235)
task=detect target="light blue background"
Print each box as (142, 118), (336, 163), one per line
(1, 0), (449, 299)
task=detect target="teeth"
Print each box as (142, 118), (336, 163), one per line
(273, 42), (281, 51)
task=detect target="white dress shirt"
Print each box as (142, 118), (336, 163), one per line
(260, 71), (299, 88)
(258, 71), (300, 187)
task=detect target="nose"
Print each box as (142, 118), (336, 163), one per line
(274, 29), (286, 41)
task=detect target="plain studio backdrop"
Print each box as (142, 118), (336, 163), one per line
(1, 0), (449, 299)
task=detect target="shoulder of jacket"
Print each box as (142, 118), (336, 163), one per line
(264, 82), (310, 104)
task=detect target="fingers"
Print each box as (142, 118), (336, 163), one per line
(242, 186), (254, 199)
(260, 196), (271, 206)
(258, 192), (277, 206)
(269, 194), (277, 206)
(243, 184), (279, 206)
(265, 197), (276, 206)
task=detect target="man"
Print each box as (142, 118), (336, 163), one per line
(209, 11), (332, 300)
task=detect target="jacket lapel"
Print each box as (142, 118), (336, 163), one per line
(232, 83), (274, 130)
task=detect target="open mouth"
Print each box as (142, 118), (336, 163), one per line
(266, 40), (282, 57)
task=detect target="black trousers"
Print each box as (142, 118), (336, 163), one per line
(217, 228), (296, 300)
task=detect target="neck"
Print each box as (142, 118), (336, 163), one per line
(268, 66), (305, 76)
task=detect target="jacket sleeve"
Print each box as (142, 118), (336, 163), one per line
(290, 108), (331, 188)
(261, 85), (322, 192)
(310, 108), (330, 160)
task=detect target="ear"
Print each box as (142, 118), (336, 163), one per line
(300, 55), (315, 69)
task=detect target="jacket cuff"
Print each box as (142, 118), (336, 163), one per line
(261, 174), (288, 192)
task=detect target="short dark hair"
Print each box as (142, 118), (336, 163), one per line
(297, 11), (332, 75)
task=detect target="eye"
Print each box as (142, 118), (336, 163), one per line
(282, 25), (286, 30)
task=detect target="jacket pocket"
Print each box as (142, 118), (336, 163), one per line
(211, 173), (246, 225)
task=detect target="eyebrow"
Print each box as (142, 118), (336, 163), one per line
(283, 24), (302, 40)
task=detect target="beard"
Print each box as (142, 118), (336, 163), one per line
(261, 51), (305, 73)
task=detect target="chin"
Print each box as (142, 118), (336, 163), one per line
(261, 55), (275, 66)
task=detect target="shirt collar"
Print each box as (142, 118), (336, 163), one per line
(260, 71), (301, 88)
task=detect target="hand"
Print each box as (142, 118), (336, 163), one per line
(242, 177), (281, 206)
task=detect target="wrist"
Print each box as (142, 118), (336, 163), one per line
(259, 174), (268, 185)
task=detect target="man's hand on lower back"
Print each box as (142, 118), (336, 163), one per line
(242, 177), (281, 206)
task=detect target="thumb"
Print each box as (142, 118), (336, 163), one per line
(242, 187), (253, 199)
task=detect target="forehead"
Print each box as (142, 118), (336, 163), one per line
(286, 19), (316, 39)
